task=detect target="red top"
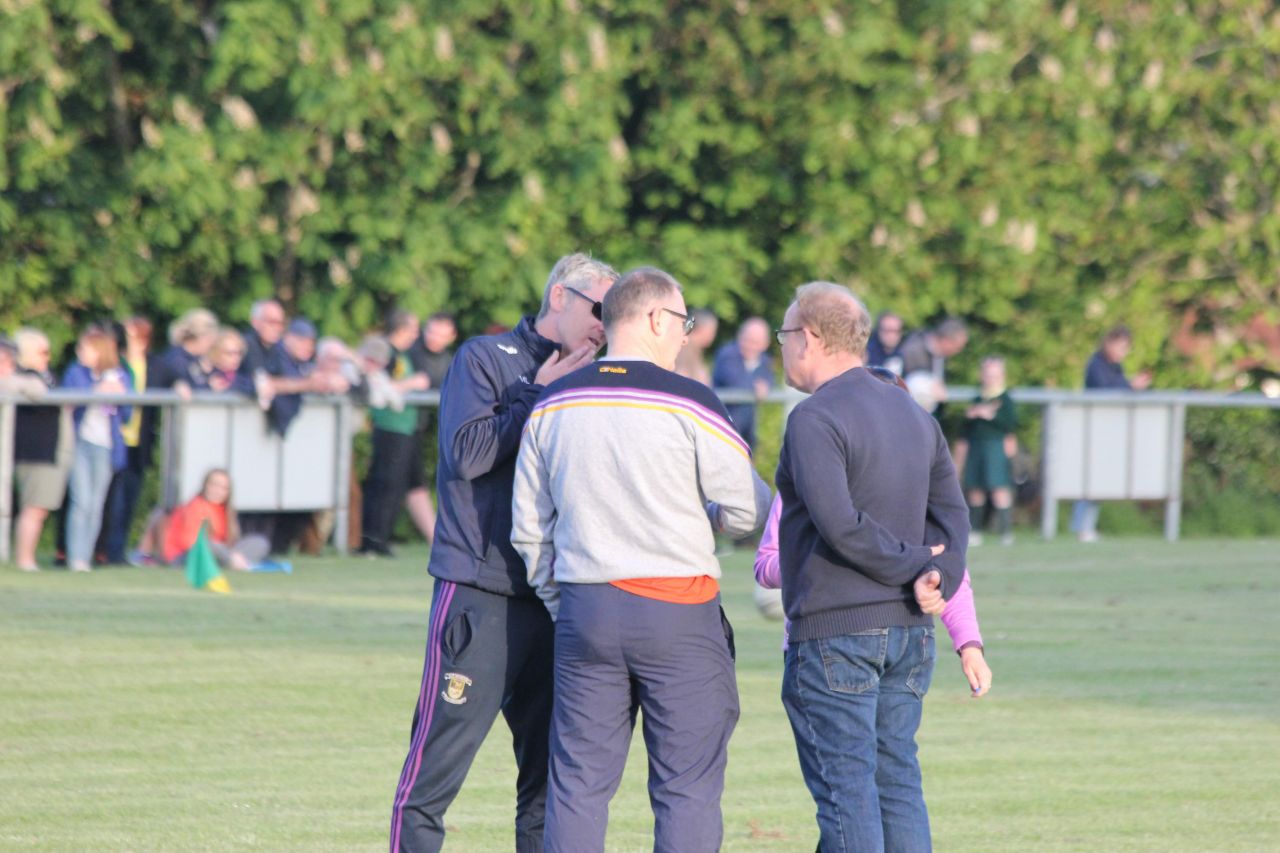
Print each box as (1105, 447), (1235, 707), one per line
(163, 496), (228, 563)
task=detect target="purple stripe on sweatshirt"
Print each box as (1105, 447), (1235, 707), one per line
(390, 580), (457, 851)
(535, 387), (749, 454)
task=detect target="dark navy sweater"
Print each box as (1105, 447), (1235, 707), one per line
(429, 317), (557, 597)
(775, 367), (969, 641)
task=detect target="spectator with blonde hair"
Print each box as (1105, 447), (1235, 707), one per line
(62, 325), (133, 572)
(153, 308), (219, 398)
(11, 329), (72, 572)
(207, 328), (255, 395)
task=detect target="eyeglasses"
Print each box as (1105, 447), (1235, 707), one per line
(654, 307), (696, 335)
(565, 287), (603, 321)
(775, 327), (807, 345)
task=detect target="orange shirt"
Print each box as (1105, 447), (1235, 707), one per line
(163, 496), (229, 563)
(610, 576), (719, 605)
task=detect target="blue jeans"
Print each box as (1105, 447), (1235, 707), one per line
(1070, 500), (1100, 536)
(67, 439), (114, 565)
(782, 626), (936, 853)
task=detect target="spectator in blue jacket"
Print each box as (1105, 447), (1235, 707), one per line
(62, 325), (134, 572)
(1072, 324), (1151, 542)
(712, 316), (773, 446)
(152, 308), (218, 397)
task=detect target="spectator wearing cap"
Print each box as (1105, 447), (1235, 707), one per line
(359, 310), (430, 557)
(263, 317), (314, 435)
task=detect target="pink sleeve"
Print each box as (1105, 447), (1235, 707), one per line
(753, 494), (783, 589)
(939, 569), (983, 651)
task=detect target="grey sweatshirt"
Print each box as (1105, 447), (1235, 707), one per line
(512, 358), (771, 619)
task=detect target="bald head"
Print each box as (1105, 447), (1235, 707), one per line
(737, 317), (770, 361)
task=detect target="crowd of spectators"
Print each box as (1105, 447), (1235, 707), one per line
(3, 296), (1149, 569)
(2, 302), (459, 570)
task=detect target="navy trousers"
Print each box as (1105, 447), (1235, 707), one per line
(545, 583), (739, 853)
(390, 579), (554, 853)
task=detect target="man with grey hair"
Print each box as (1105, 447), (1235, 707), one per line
(512, 267), (771, 852)
(391, 252), (617, 853)
(775, 282), (969, 852)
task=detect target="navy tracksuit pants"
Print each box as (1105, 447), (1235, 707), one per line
(545, 583), (739, 853)
(390, 579), (554, 852)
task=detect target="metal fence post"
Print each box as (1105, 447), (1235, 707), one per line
(1164, 402), (1187, 542)
(1040, 401), (1058, 539)
(333, 398), (353, 554)
(0, 402), (14, 563)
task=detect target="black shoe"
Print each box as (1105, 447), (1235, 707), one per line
(356, 541), (394, 558)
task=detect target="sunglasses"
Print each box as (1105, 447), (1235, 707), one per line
(565, 286), (603, 321)
(655, 307), (696, 335)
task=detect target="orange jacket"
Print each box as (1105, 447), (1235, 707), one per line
(163, 496), (228, 563)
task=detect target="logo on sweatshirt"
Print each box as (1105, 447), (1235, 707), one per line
(442, 672), (472, 705)
(599, 365), (628, 374)
(497, 344), (519, 355)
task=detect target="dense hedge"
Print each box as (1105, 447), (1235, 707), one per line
(4, 1), (1278, 389)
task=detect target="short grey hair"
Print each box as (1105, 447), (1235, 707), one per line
(13, 328), (49, 369)
(602, 267), (682, 330)
(792, 282), (872, 357)
(933, 316), (968, 341)
(250, 299), (283, 323)
(537, 252), (620, 319)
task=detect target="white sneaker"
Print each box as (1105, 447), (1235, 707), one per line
(18, 563), (40, 573)
(968, 532), (984, 547)
(1000, 533), (1015, 547)
(1077, 530), (1099, 544)
(69, 561), (92, 572)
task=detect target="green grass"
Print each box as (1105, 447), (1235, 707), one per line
(2, 538), (1279, 851)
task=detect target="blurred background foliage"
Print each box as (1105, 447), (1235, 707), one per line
(4, 1), (1279, 536)
(3, 0), (1278, 388)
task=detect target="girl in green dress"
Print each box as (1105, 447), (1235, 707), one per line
(962, 357), (1018, 545)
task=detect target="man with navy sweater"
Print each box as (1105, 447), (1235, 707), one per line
(389, 253), (618, 852)
(775, 282), (969, 853)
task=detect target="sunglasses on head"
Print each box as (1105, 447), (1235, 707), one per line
(565, 286), (603, 321)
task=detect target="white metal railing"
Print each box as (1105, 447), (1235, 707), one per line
(1, 385), (1277, 561)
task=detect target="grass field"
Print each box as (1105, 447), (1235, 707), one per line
(3, 538), (1279, 851)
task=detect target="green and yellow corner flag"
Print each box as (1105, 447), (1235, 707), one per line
(185, 523), (231, 594)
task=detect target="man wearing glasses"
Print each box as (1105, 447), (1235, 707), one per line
(390, 253), (617, 853)
(774, 283), (969, 852)
(512, 267), (771, 852)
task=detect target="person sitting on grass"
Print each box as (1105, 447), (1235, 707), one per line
(136, 469), (269, 571)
